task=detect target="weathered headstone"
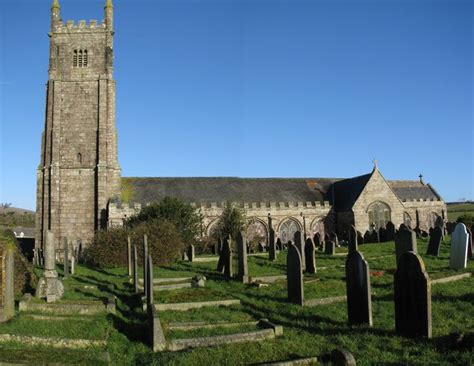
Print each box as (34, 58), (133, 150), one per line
(222, 237), (233, 279)
(236, 231), (249, 283)
(363, 230), (371, 244)
(313, 233), (321, 247)
(127, 235), (132, 277)
(378, 227), (386, 242)
(133, 245), (139, 293)
(0, 243), (14, 322)
(143, 235), (148, 297)
(276, 238), (282, 251)
(466, 226), (473, 259)
(36, 230), (64, 302)
(269, 228), (277, 261)
(187, 244), (195, 262)
(304, 238), (316, 274)
(294, 231), (305, 270)
(146, 255), (154, 308)
(325, 240), (335, 255)
(357, 231), (364, 245)
(348, 225), (358, 253)
(449, 223), (468, 269)
(395, 226), (417, 261)
(370, 229), (379, 243)
(385, 221), (395, 241)
(330, 232), (339, 247)
(330, 348), (357, 366)
(426, 226), (442, 256)
(63, 238), (69, 278)
(287, 244), (304, 305)
(345, 250), (372, 326)
(394, 251), (432, 338)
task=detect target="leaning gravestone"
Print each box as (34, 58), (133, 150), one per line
(294, 231), (305, 270)
(426, 226), (442, 256)
(304, 238), (316, 274)
(36, 230), (64, 302)
(222, 237), (233, 279)
(395, 226), (417, 261)
(269, 228), (277, 261)
(394, 251), (432, 338)
(287, 244), (304, 305)
(133, 245), (139, 293)
(385, 221), (395, 242)
(346, 250), (372, 326)
(325, 240), (335, 255)
(465, 226), (473, 259)
(236, 231), (249, 283)
(348, 225), (358, 253)
(0, 240), (14, 322)
(187, 244), (195, 262)
(450, 223), (468, 269)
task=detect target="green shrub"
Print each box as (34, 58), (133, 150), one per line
(456, 214), (474, 228)
(0, 229), (37, 298)
(84, 220), (183, 268)
(214, 203), (245, 241)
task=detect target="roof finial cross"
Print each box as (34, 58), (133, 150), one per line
(419, 173), (424, 184)
(372, 159), (378, 169)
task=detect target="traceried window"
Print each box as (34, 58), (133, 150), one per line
(279, 219), (300, 244)
(246, 220), (267, 246)
(310, 218), (326, 239)
(73, 50), (88, 67)
(367, 201), (391, 230)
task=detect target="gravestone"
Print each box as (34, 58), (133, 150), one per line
(363, 230), (371, 244)
(269, 228), (277, 261)
(182, 252), (189, 261)
(330, 232), (339, 247)
(70, 251), (75, 275)
(395, 226), (417, 261)
(357, 231), (364, 245)
(0, 243), (14, 322)
(331, 348), (357, 366)
(63, 238), (69, 278)
(276, 238), (282, 251)
(133, 245), (139, 293)
(446, 222), (455, 235)
(325, 240), (335, 255)
(324, 233), (330, 245)
(466, 226), (473, 259)
(294, 231), (305, 270)
(287, 244), (304, 305)
(187, 244), (195, 262)
(378, 227), (386, 243)
(127, 235), (132, 277)
(385, 221), (395, 241)
(370, 229), (379, 243)
(313, 233), (321, 248)
(216, 238), (225, 273)
(36, 230), (64, 302)
(236, 231), (249, 283)
(304, 238), (316, 274)
(146, 255), (154, 308)
(394, 251), (432, 338)
(143, 235), (149, 297)
(426, 226), (442, 256)
(435, 216), (444, 229)
(348, 225), (358, 253)
(345, 250), (372, 326)
(222, 237), (233, 279)
(449, 223), (468, 269)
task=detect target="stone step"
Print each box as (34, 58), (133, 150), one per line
(19, 294), (116, 315)
(0, 334), (106, 349)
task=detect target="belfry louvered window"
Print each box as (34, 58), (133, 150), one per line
(73, 50), (88, 67)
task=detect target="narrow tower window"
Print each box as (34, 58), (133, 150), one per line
(83, 50), (88, 67)
(73, 50), (78, 67)
(77, 153), (82, 164)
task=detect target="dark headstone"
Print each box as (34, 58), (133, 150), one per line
(348, 225), (358, 253)
(187, 244), (195, 262)
(143, 235), (148, 297)
(394, 251), (432, 338)
(450, 223), (468, 269)
(325, 240), (335, 255)
(276, 238), (282, 251)
(446, 222), (455, 235)
(269, 228), (277, 261)
(466, 226), (473, 259)
(133, 245), (139, 293)
(385, 221), (395, 242)
(324, 233), (330, 245)
(330, 347), (357, 366)
(127, 235), (132, 277)
(395, 227), (417, 261)
(426, 226), (442, 256)
(378, 227), (386, 243)
(370, 229), (379, 243)
(236, 231), (248, 283)
(330, 232), (339, 247)
(346, 250), (372, 326)
(314, 233), (321, 247)
(304, 238), (316, 274)
(363, 230), (371, 244)
(357, 231), (364, 245)
(216, 238), (225, 273)
(294, 231), (305, 270)
(146, 255), (154, 308)
(287, 244), (304, 305)
(222, 237), (233, 279)
(63, 238), (69, 278)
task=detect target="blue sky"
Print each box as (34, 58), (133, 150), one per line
(0, 0), (472, 210)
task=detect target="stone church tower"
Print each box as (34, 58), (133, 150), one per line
(35, 0), (121, 250)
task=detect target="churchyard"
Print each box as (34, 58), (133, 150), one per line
(0, 228), (472, 365)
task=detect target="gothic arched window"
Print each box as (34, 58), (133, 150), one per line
(367, 201), (391, 230)
(279, 219), (300, 244)
(310, 217), (326, 239)
(246, 220), (267, 246)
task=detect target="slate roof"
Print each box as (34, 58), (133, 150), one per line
(122, 177), (340, 205)
(331, 173), (372, 210)
(387, 181), (441, 202)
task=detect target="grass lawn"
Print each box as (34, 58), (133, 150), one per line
(447, 202), (474, 221)
(0, 237), (472, 365)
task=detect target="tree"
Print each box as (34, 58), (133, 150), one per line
(125, 197), (200, 243)
(456, 214), (474, 228)
(215, 203), (246, 240)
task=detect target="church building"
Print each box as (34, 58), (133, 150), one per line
(36, 1), (447, 250)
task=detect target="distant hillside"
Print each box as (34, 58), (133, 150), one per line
(0, 206), (35, 228)
(447, 201), (474, 221)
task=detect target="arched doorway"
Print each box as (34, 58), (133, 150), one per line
(278, 218), (300, 244)
(367, 201), (391, 230)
